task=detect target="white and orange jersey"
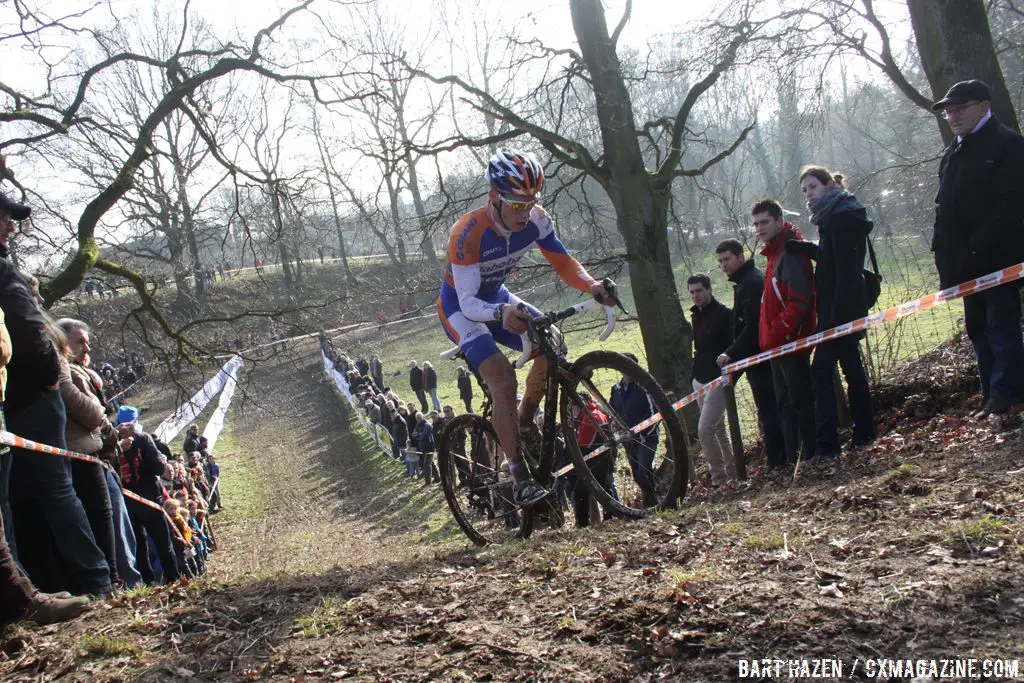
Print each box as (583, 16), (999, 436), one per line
(440, 204), (596, 322)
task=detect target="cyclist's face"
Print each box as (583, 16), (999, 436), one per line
(497, 199), (534, 231)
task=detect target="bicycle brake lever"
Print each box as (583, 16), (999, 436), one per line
(599, 277), (630, 315)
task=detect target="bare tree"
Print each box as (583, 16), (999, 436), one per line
(409, 0), (758, 394)
(908, 0), (1020, 132)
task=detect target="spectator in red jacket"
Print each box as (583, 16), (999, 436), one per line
(752, 198), (817, 465)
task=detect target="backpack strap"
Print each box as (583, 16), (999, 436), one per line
(866, 236), (881, 277)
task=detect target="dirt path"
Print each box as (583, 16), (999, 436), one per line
(208, 348), (451, 580)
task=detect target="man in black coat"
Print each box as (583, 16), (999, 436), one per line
(183, 423), (200, 456)
(714, 240), (786, 469)
(423, 361), (441, 412)
(370, 355), (384, 391)
(931, 80), (1024, 415)
(687, 274), (735, 487)
(457, 366), (474, 413)
(0, 192), (111, 596)
(409, 360), (427, 412)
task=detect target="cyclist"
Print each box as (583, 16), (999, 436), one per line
(437, 149), (616, 508)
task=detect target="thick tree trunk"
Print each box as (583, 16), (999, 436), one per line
(384, 175), (409, 266)
(569, 0), (693, 396)
(168, 123), (206, 300)
(621, 188), (694, 395)
(908, 0), (1020, 144)
(335, 225), (353, 282)
(279, 242), (293, 289)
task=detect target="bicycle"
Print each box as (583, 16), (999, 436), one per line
(436, 282), (689, 546)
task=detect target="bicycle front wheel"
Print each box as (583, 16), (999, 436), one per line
(559, 350), (688, 518)
(437, 414), (534, 546)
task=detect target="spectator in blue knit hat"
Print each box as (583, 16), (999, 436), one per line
(115, 407), (180, 585)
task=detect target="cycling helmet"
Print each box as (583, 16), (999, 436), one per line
(485, 149), (545, 199)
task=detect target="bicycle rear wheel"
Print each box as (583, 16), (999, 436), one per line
(437, 414), (534, 546)
(559, 350), (688, 518)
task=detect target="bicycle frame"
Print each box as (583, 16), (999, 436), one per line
(450, 292), (622, 487)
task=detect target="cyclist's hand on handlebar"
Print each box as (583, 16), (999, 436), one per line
(589, 280), (619, 308)
(501, 303), (533, 334)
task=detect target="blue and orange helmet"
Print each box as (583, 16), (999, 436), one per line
(485, 149), (545, 199)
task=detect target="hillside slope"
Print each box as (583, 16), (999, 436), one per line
(0, 341), (1021, 682)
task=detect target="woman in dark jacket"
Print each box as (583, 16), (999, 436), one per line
(799, 165), (877, 458)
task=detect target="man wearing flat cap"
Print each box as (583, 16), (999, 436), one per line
(930, 80), (1024, 416)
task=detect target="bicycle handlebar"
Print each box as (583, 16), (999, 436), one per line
(442, 278), (622, 366)
(514, 299), (616, 369)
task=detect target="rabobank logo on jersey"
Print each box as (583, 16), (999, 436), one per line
(455, 217), (477, 261)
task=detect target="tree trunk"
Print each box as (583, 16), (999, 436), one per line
(404, 154), (439, 266)
(391, 78), (439, 267)
(749, 124), (780, 199)
(907, 0), (1020, 144)
(569, 0), (693, 396)
(311, 108), (355, 284)
(622, 189), (694, 394)
(383, 174), (409, 266)
(292, 237), (304, 289)
(279, 242), (293, 289)
(167, 121), (206, 300)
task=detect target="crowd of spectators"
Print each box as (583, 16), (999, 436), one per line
(684, 180), (881, 490)
(0, 189), (227, 631)
(324, 345), (452, 487)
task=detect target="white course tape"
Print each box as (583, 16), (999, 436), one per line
(201, 358), (243, 452)
(154, 355), (243, 444)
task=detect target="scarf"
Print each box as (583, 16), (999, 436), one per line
(808, 188), (864, 230)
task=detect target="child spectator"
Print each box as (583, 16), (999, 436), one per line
(568, 393), (614, 528)
(457, 366), (474, 413)
(162, 499), (196, 578)
(404, 443), (420, 478)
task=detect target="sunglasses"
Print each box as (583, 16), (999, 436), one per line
(497, 194), (538, 212)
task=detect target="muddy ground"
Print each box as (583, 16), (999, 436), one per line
(1, 340), (1021, 682)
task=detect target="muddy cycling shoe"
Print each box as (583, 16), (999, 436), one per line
(513, 479), (551, 508)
